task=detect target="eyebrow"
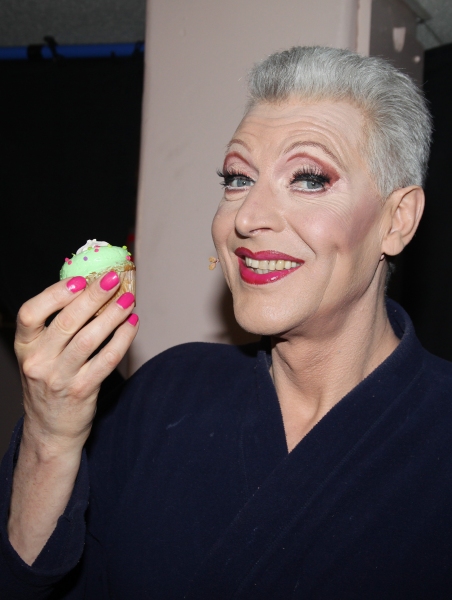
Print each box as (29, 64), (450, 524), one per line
(226, 138), (345, 170)
(225, 138), (252, 153)
(283, 141), (344, 170)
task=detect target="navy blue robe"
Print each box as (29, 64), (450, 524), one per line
(1, 300), (452, 598)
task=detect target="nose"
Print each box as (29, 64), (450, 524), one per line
(234, 182), (285, 238)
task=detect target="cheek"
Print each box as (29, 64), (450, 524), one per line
(344, 197), (382, 253)
(211, 203), (231, 249)
(296, 195), (381, 255)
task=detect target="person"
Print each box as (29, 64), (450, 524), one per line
(1, 46), (451, 599)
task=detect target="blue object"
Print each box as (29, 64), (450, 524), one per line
(0, 42), (144, 61)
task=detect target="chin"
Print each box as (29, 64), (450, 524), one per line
(232, 299), (297, 337)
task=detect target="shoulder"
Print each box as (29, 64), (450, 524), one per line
(150, 340), (260, 363)
(88, 342), (262, 471)
(403, 348), (452, 430)
(387, 299), (452, 396)
(132, 341), (261, 385)
(100, 341), (261, 425)
(420, 349), (452, 392)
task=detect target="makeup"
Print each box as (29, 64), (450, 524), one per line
(66, 276), (87, 293)
(116, 292), (135, 309)
(218, 162), (334, 194)
(217, 168), (254, 190)
(289, 165), (330, 191)
(235, 248), (303, 285)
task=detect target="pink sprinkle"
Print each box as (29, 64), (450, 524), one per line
(68, 260), (72, 265)
(65, 257), (69, 263)
(126, 255), (131, 260)
(95, 248), (99, 252)
(83, 256), (88, 261)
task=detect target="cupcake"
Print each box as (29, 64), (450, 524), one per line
(60, 239), (135, 314)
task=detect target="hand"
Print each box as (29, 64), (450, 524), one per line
(15, 272), (138, 454)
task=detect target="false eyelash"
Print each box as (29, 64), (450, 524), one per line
(217, 167), (252, 188)
(290, 166), (331, 187)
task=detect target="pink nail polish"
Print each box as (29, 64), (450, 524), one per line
(116, 292), (135, 309)
(100, 271), (120, 291)
(127, 313), (139, 326)
(67, 276), (86, 293)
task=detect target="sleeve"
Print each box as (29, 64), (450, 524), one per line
(0, 344), (230, 598)
(0, 419), (90, 599)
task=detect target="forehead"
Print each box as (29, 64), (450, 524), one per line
(230, 98), (368, 168)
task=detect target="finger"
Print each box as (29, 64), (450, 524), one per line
(42, 271), (122, 357)
(16, 277), (87, 346)
(80, 312), (139, 390)
(59, 292), (136, 374)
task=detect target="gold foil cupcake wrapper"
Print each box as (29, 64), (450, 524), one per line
(86, 266), (136, 316)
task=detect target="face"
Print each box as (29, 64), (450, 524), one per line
(212, 98), (391, 338)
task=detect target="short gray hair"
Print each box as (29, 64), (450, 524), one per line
(247, 46), (432, 198)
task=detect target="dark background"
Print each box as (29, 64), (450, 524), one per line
(0, 52), (144, 454)
(387, 43), (452, 361)
(0, 53), (143, 318)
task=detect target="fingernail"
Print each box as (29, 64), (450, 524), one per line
(127, 313), (139, 326)
(100, 271), (120, 291)
(67, 276), (86, 293)
(117, 292), (135, 309)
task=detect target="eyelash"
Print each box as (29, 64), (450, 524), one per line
(290, 166), (331, 190)
(217, 166), (331, 191)
(217, 168), (253, 188)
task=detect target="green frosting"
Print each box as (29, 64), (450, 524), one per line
(60, 244), (132, 280)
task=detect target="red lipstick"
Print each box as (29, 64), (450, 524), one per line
(235, 247), (304, 285)
(235, 247), (302, 262)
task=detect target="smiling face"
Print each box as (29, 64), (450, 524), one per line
(212, 98), (393, 338)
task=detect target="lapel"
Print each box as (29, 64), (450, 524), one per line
(184, 301), (425, 599)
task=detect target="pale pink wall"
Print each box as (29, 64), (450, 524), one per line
(131, 0), (369, 372)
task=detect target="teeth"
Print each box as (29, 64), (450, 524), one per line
(243, 255), (301, 274)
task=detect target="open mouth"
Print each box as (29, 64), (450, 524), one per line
(235, 247), (303, 285)
(243, 256), (301, 274)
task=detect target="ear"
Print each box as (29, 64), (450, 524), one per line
(381, 186), (425, 257)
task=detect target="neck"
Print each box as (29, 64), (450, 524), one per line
(271, 293), (399, 452)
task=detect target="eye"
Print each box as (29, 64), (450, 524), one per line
(297, 179), (324, 191)
(217, 169), (254, 190)
(290, 168), (330, 192)
(229, 176), (254, 189)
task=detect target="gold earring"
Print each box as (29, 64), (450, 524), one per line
(209, 257), (219, 270)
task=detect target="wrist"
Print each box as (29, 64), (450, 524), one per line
(21, 416), (89, 465)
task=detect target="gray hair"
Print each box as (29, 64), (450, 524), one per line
(247, 46), (432, 198)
